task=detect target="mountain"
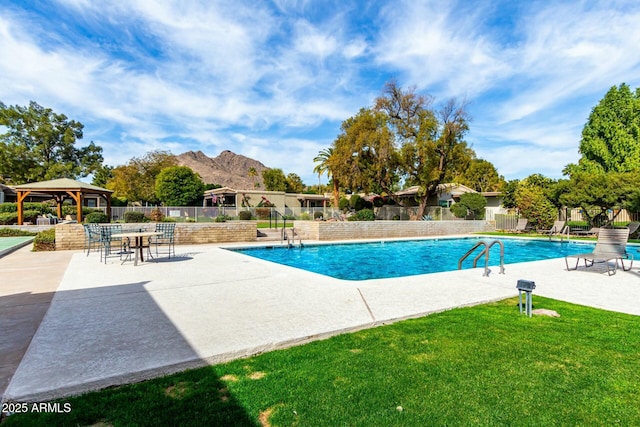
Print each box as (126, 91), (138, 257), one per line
(175, 150), (267, 189)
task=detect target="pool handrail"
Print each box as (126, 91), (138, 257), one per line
(458, 240), (505, 276)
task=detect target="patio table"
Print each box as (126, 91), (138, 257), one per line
(111, 231), (163, 266)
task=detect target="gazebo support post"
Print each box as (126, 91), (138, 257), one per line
(16, 190), (31, 225)
(66, 190), (84, 223)
(54, 195), (65, 219)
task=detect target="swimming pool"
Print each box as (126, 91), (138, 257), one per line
(231, 238), (597, 280)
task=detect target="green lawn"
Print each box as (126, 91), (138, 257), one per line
(4, 297), (640, 426)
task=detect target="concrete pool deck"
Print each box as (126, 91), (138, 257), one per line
(2, 237), (640, 402)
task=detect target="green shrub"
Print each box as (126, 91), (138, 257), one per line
(0, 202), (53, 215)
(62, 206), (98, 217)
(516, 186), (556, 230)
(451, 203), (469, 219)
(238, 211), (252, 220)
(339, 197), (349, 210)
(111, 196), (128, 206)
(215, 215), (228, 222)
(313, 211), (324, 220)
(349, 194), (365, 211)
(23, 210), (41, 224)
(33, 228), (55, 251)
(123, 211), (147, 223)
(0, 212), (18, 225)
(0, 227), (36, 236)
(162, 217), (177, 222)
(451, 193), (487, 219)
(28, 202), (54, 215)
(347, 208), (376, 221)
(0, 203), (16, 213)
(85, 212), (109, 223)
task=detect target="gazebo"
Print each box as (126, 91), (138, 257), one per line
(13, 178), (113, 224)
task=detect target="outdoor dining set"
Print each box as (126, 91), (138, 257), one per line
(82, 222), (176, 265)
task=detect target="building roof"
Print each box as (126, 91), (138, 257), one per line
(0, 183), (16, 195)
(394, 183), (477, 197)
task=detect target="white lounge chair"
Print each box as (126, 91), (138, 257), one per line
(565, 228), (633, 275)
(538, 220), (567, 238)
(514, 218), (528, 233)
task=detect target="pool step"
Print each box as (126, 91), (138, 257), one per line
(256, 229), (282, 241)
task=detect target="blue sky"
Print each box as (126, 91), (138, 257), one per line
(2, 0), (640, 186)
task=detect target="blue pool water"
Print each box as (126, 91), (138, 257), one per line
(231, 238), (597, 281)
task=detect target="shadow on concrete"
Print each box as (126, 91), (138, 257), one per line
(1, 280), (257, 426)
(0, 291), (55, 397)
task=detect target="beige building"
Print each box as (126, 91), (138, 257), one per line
(394, 183), (503, 207)
(203, 187), (330, 216)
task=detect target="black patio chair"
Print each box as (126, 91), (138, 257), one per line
(149, 223), (176, 259)
(99, 224), (125, 263)
(83, 223), (101, 256)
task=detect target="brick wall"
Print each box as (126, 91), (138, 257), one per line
(55, 222), (257, 250)
(293, 220), (495, 241)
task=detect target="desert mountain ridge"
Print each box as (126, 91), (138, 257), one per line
(175, 150), (268, 189)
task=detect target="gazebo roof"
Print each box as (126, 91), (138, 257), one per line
(13, 178), (113, 194)
(13, 178), (113, 224)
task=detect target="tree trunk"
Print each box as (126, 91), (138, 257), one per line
(332, 179), (340, 208)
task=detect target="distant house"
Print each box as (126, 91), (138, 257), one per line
(0, 183), (15, 204)
(394, 183), (479, 207)
(203, 187), (330, 216)
(394, 183), (505, 217)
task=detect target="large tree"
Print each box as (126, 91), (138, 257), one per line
(564, 83), (640, 175)
(560, 171), (640, 226)
(375, 81), (474, 217)
(155, 166), (205, 206)
(329, 108), (398, 196)
(323, 81), (474, 218)
(313, 147), (339, 205)
(91, 165), (113, 188)
(262, 168), (287, 191)
(457, 159), (505, 192)
(0, 101), (103, 183)
(562, 83), (640, 220)
(515, 176), (557, 229)
(107, 150), (177, 204)
(285, 173), (305, 193)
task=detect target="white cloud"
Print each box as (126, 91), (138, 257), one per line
(3, 0), (640, 185)
(374, 1), (509, 98)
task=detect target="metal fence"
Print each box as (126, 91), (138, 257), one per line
(93, 206), (640, 226)
(109, 206), (469, 222)
(495, 209), (639, 232)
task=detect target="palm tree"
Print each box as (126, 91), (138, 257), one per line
(313, 147), (339, 207)
(248, 167), (259, 189)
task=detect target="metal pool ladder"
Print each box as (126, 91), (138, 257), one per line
(282, 227), (303, 249)
(458, 240), (505, 276)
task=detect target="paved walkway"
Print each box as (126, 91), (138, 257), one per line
(0, 246), (76, 396)
(2, 240), (639, 402)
